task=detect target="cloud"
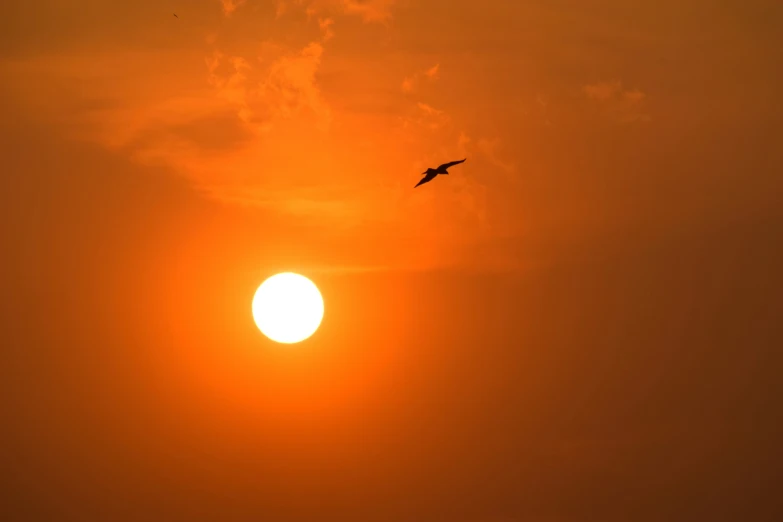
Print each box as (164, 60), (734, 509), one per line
(414, 102), (449, 130)
(401, 63), (441, 93)
(623, 89), (646, 104)
(416, 102), (443, 117)
(220, 0), (246, 16)
(341, 0), (397, 22)
(424, 63), (440, 80)
(277, 0), (399, 23)
(124, 110), (255, 155)
(207, 2), (342, 134)
(457, 132), (471, 154)
(206, 42), (331, 133)
(584, 80), (650, 123)
(206, 52), (253, 120)
(275, 1), (288, 18)
(583, 80), (622, 101)
(0, 0), (495, 272)
(318, 17), (335, 41)
(476, 138), (515, 174)
(260, 42), (331, 127)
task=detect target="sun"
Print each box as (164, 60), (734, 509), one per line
(252, 272), (324, 344)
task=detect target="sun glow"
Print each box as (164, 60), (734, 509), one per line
(252, 272), (324, 344)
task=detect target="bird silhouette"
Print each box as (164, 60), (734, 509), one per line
(173, 13), (179, 18)
(414, 158), (466, 188)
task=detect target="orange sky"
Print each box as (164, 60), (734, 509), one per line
(2, 1), (782, 521)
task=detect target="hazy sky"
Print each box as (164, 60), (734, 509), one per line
(2, 1), (782, 521)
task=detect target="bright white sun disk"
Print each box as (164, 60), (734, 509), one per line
(252, 272), (324, 344)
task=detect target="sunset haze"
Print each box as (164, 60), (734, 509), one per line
(2, 1), (782, 521)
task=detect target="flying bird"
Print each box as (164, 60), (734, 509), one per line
(414, 158), (466, 188)
(173, 13), (178, 18)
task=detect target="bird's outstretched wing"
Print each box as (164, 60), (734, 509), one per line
(437, 158), (466, 171)
(415, 172), (437, 188)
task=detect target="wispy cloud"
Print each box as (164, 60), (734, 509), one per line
(457, 132), (471, 155)
(276, 0), (399, 23)
(206, 42), (331, 133)
(424, 63), (440, 80)
(416, 102), (443, 117)
(584, 80), (623, 101)
(275, 0), (288, 18)
(219, 0), (246, 17)
(318, 17), (335, 41)
(206, 52), (253, 120)
(414, 102), (450, 130)
(341, 0), (398, 22)
(401, 63), (441, 93)
(476, 137), (515, 175)
(584, 80), (650, 123)
(262, 42), (331, 127)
